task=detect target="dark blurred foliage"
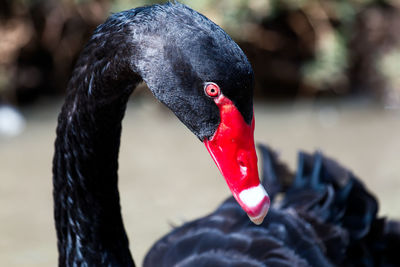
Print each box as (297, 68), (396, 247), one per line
(0, 0), (110, 104)
(0, 0), (399, 106)
(226, 0), (400, 104)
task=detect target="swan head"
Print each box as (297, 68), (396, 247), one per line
(128, 3), (270, 224)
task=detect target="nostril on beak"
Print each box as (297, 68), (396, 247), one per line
(238, 159), (245, 167)
(237, 152), (248, 174)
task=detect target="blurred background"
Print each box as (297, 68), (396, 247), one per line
(0, 0), (399, 266)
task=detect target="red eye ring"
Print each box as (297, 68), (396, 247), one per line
(204, 82), (220, 98)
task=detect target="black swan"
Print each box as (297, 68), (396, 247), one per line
(53, 2), (400, 266)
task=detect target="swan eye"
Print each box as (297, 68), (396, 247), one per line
(204, 82), (220, 98)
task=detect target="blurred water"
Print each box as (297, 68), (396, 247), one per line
(0, 97), (399, 266)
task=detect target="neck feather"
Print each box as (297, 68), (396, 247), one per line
(53, 16), (140, 266)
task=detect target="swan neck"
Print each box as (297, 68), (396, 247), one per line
(52, 18), (140, 266)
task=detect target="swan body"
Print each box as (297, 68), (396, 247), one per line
(145, 145), (400, 266)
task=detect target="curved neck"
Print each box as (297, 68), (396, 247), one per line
(53, 16), (140, 266)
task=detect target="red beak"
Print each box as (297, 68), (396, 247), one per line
(204, 94), (270, 224)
